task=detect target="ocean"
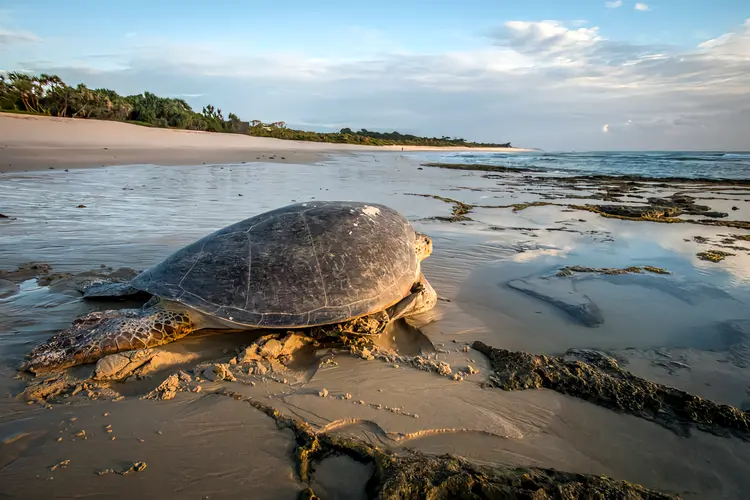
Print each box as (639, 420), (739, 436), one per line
(412, 150), (750, 180)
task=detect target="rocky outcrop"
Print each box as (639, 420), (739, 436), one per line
(472, 341), (750, 441)
(218, 389), (678, 499)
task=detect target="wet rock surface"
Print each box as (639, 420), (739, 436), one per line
(0, 262), (52, 283)
(422, 162), (544, 174)
(218, 389), (678, 500)
(420, 163), (750, 231)
(406, 193), (474, 222)
(557, 265), (671, 276)
(697, 250), (735, 262)
(0, 278), (19, 298)
(472, 341), (750, 441)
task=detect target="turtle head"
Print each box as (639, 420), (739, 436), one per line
(414, 232), (433, 261)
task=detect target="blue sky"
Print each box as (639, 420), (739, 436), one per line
(1, 0), (749, 150)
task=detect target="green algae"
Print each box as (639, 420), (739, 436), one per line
(509, 201), (558, 212)
(406, 193), (474, 222)
(697, 250), (735, 262)
(472, 341), (750, 442)
(569, 204), (687, 224)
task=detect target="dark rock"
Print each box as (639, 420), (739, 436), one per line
(0, 278), (19, 298)
(422, 162), (543, 173)
(472, 340), (750, 441)
(697, 250), (734, 262)
(219, 389), (678, 499)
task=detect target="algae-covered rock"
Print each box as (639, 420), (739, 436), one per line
(217, 388), (678, 499)
(697, 250), (735, 262)
(405, 193), (475, 222)
(472, 341), (750, 441)
(558, 265), (670, 276)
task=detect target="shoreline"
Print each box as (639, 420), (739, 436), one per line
(0, 114), (535, 173)
(1, 152), (750, 499)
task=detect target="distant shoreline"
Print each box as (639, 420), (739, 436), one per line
(0, 114), (535, 173)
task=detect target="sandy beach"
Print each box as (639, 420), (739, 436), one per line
(1, 117), (750, 499)
(0, 114), (534, 173)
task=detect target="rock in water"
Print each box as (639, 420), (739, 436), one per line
(0, 278), (18, 298)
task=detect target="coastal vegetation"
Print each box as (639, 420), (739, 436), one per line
(0, 72), (513, 148)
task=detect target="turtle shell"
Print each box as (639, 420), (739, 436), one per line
(129, 201), (419, 328)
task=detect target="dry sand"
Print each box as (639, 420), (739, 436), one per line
(0, 114), (534, 172)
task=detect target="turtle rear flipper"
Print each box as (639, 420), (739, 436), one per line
(22, 302), (196, 374)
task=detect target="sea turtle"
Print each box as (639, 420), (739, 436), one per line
(22, 201), (437, 374)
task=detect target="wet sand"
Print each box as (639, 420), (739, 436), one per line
(1, 152), (750, 498)
(0, 114), (533, 173)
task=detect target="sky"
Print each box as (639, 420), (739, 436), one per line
(1, 0), (749, 151)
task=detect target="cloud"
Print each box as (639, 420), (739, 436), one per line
(488, 20), (670, 66)
(635, 3), (649, 11)
(0, 27), (40, 46)
(606, 1), (623, 8)
(8, 19), (750, 151)
(697, 19), (750, 59)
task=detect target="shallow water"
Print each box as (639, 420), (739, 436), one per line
(413, 150), (750, 180)
(3, 154), (748, 356)
(2, 152), (750, 499)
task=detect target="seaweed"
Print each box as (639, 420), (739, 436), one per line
(697, 250), (735, 262)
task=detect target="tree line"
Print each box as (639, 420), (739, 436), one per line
(0, 72), (513, 148)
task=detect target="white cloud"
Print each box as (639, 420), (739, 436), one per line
(606, 1), (623, 8)
(635, 3), (650, 11)
(9, 18), (750, 151)
(0, 27), (40, 46)
(697, 19), (750, 59)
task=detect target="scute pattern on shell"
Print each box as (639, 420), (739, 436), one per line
(130, 201), (419, 328)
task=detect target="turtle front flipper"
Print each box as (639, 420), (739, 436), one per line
(387, 273), (438, 321)
(22, 300), (197, 375)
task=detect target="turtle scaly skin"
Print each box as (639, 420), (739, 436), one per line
(22, 201), (438, 374)
(22, 298), (197, 375)
(23, 274), (436, 375)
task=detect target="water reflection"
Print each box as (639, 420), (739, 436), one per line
(1, 153), (749, 365)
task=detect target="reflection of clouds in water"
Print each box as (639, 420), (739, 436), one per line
(612, 220), (750, 284)
(511, 244), (572, 263)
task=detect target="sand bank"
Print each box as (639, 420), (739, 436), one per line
(0, 114), (533, 173)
